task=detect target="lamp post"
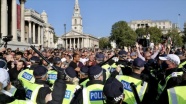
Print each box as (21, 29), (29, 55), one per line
(64, 24), (66, 50)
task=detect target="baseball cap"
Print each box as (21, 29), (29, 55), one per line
(88, 65), (103, 80)
(118, 50), (127, 56)
(130, 52), (137, 56)
(159, 54), (180, 65)
(30, 56), (40, 63)
(103, 77), (124, 103)
(95, 53), (105, 61)
(0, 68), (10, 90)
(133, 57), (145, 68)
(53, 57), (61, 64)
(0, 59), (7, 69)
(64, 67), (77, 78)
(33, 65), (48, 77)
(80, 66), (89, 75)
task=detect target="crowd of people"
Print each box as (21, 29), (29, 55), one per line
(0, 39), (186, 104)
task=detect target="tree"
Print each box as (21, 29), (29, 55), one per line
(135, 28), (146, 37)
(99, 37), (111, 49)
(109, 21), (137, 47)
(166, 29), (183, 47)
(147, 27), (162, 44)
(182, 24), (186, 44)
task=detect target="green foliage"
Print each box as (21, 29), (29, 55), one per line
(99, 37), (111, 49)
(109, 21), (137, 47)
(135, 28), (146, 36)
(166, 29), (183, 47)
(147, 27), (162, 44)
(53, 34), (58, 44)
(182, 26), (186, 43)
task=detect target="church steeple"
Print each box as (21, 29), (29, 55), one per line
(72, 0), (83, 33)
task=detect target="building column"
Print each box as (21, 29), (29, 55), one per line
(41, 27), (43, 45)
(1, 0), (7, 37)
(78, 37), (79, 49)
(12, 0), (17, 41)
(81, 38), (84, 48)
(28, 21), (31, 43)
(33, 23), (35, 43)
(38, 26), (40, 44)
(65, 38), (67, 49)
(70, 38), (71, 49)
(20, 0), (26, 42)
(73, 38), (75, 48)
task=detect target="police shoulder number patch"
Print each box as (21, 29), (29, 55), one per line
(26, 89), (32, 100)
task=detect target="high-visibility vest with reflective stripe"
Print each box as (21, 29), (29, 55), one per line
(178, 61), (186, 68)
(102, 64), (111, 80)
(47, 70), (57, 84)
(18, 69), (35, 88)
(116, 75), (148, 104)
(8, 100), (33, 104)
(8, 85), (17, 96)
(83, 84), (104, 104)
(157, 71), (183, 99)
(62, 84), (79, 104)
(25, 83), (43, 104)
(167, 86), (186, 104)
(80, 79), (89, 87)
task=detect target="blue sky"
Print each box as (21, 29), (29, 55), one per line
(21, 0), (186, 37)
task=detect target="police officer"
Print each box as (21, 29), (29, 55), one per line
(71, 65), (104, 104)
(157, 54), (182, 103)
(62, 66), (80, 104)
(103, 77), (126, 104)
(79, 66), (89, 87)
(166, 64), (186, 104)
(25, 65), (52, 104)
(18, 56), (40, 88)
(117, 50), (132, 75)
(47, 57), (64, 84)
(0, 68), (32, 104)
(116, 57), (149, 104)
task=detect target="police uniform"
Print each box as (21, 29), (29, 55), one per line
(47, 57), (63, 84)
(18, 56), (40, 89)
(157, 54), (182, 102)
(117, 50), (132, 75)
(70, 65), (104, 104)
(25, 65), (52, 104)
(116, 58), (149, 104)
(79, 66), (89, 87)
(62, 67), (81, 104)
(103, 77), (126, 104)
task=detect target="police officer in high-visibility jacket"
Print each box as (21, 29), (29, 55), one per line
(47, 57), (64, 84)
(25, 65), (52, 104)
(116, 57), (149, 104)
(79, 66), (89, 87)
(103, 77), (126, 104)
(62, 66), (81, 104)
(157, 54), (183, 103)
(0, 68), (32, 103)
(70, 65), (105, 104)
(117, 50), (132, 75)
(18, 56), (40, 88)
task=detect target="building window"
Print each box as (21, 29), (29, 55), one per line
(163, 26), (165, 29)
(75, 27), (77, 29)
(159, 26), (161, 29)
(75, 19), (77, 25)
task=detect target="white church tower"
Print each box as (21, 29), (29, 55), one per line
(72, 0), (83, 33)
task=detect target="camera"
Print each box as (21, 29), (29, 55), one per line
(3, 35), (13, 42)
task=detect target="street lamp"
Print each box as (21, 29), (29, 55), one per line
(64, 24), (66, 50)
